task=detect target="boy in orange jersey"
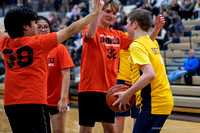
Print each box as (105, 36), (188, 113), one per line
(0, 0), (103, 132)
(78, 0), (165, 133)
(113, 9), (174, 133)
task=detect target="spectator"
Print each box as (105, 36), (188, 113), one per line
(119, 0), (127, 5)
(51, 19), (61, 32)
(65, 17), (72, 27)
(169, 11), (184, 37)
(179, 0), (194, 20)
(136, 0), (145, 9)
(168, 49), (199, 84)
(156, 28), (169, 50)
(170, 0), (180, 14)
(49, 12), (56, 23)
(194, 0), (200, 20)
(54, 0), (62, 12)
(71, 4), (79, 19)
(163, 11), (171, 33)
(79, 2), (89, 17)
(149, 0), (160, 17)
(120, 11), (127, 26)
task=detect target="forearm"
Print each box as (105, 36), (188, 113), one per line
(57, 12), (98, 44)
(125, 71), (154, 98)
(86, 15), (100, 38)
(150, 27), (160, 41)
(125, 64), (155, 97)
(0, 23), (7, 38)
(60, 69), (70, 101)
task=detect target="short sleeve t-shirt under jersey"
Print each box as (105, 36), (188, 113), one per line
(47, 44), (74, 106)
(78, 26), (133, 93)
(130, 35), (174, 115)
(0, 33), (57, 106)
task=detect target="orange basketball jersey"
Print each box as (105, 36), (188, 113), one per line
(0, 33), (57, 105)
(78, 26), (133, 93)
(47, 44), (74, 106)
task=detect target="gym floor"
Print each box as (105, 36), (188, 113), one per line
(0, 99), (200, 133)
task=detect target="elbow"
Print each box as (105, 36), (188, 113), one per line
(150, 74), (155, 82)
(86, 33), (95, 39)
(148, 72), (155, 82)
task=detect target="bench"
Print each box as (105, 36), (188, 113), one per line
(168, 43), (198, 50)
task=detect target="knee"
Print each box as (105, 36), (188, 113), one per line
(80, 126), (92, 133)
(53, 129), (65, 133)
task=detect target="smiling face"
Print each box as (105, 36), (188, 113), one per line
(99, 4), (118, 28)
(36, 19), (51, 35)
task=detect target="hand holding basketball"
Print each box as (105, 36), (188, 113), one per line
(106, 84), (135, 112)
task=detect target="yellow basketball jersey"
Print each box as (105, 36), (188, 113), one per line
(129, 35), (174, 115)
(117, 49), (132, 82)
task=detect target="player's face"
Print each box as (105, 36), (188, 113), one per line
(36, 20), (50, 35)
(100, 4), (117, 26)
(24, 21), (38, 36)
(125, 19), (135, 38)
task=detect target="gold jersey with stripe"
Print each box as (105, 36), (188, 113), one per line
(129, 35), (174, 115)
(117, 49), (132, 82)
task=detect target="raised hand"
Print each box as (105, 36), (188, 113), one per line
(154, 15), (165, 30)
(93, 0), (104, 15)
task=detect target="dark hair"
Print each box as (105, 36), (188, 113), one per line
(4, 7), (38, 39)
(103, 0), (119, 14)
(36, 15), (53, 32)
(128, 9), (152, 32)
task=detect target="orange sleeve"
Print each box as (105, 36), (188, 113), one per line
(37, 32), (57, 50)
(57, 44), (74, 69)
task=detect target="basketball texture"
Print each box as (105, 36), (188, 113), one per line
(106, 84), (135, 112)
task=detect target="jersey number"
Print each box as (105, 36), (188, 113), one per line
(3, 46), (34, 68)
(107, 48), (117, 59)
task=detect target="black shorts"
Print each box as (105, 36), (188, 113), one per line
(78, 92), (115, 127)
(45, 106), (59, 115)
(4, 104), (47, 133)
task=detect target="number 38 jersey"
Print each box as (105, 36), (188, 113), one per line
(0, 33), (57, 106)
(78, 26), (133, 93)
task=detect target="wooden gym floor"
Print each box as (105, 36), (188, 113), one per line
(0, 99), (200, 133)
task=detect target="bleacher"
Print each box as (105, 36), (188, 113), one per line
(159, 20), (200, 113)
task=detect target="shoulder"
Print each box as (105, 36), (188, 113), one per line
(57, 44), (68, 53)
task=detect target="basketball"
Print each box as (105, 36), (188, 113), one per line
(106, 84), (135, 112)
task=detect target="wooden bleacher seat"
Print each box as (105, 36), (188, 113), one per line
(192, 76), (200, 85)
(180, 36), (200, 43)
(173, 76), (200, 85)
(182, 20), (200, 26)
(192, 30), (200, 36)
(168, 43), (198, 50)
(170, 85), (200, 96)
(171, 85), (200, 109)
(160, 50), (184, 58)
(184, 25), (195, 31)
(164, 58), (172, 65)
(173, 96), (200, 108)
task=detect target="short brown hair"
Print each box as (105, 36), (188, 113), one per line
(128, 9), (152, 32)
(102, 0), (119, 14)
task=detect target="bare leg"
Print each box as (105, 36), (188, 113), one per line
(80, 125), (92, 133)
(115, 117), (125, 133)
(51, 112), (67, 133)
(102, 122), (115, 133)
